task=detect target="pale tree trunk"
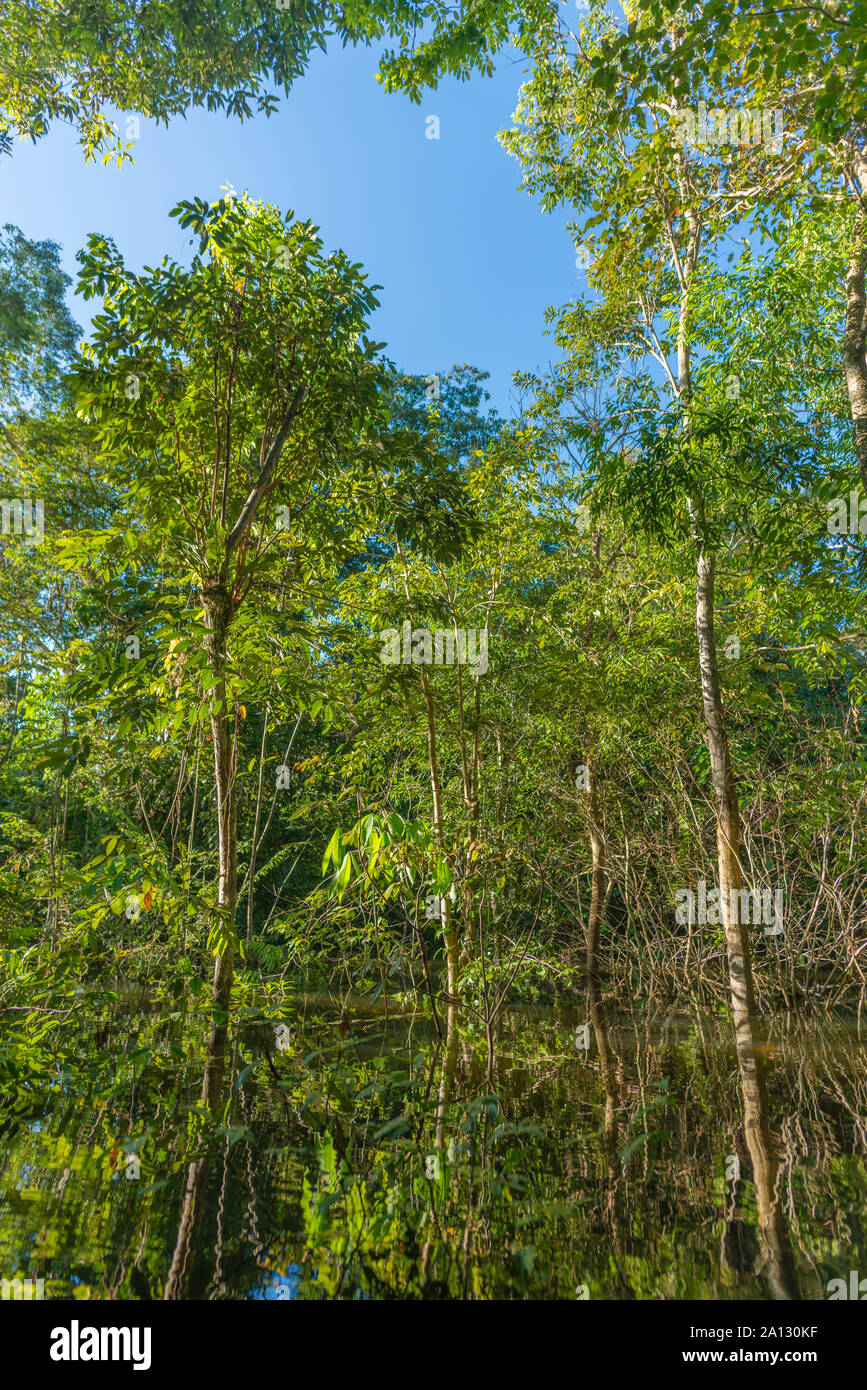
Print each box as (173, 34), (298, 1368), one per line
(733, 1016), (799, 1298)
(588, 971), (617, 1154)
(201, 574), (237, 1105)
(421, 668), (459, 999)
(585, 756), (606, 984)
(668, 118), (784, 1290)
(674, 193), (758, 1033)
(843, 174), (867, 493)
(582, 561), (606, 983)
(695, 544), (757, 1039)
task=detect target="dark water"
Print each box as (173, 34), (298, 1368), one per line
(1, 992), (866, 1300)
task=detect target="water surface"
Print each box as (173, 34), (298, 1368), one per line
(1, 995), (865, 1300)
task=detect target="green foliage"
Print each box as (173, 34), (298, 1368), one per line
(0, 224), (78, 414)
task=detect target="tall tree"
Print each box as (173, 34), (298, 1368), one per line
(68, 192), (382, 1071)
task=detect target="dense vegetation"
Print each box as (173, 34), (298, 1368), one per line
(1, 0), (866, 1308)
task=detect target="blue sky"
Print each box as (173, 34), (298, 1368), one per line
(1, 39), (576, 417)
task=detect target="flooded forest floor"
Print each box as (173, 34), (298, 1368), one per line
(2, 949), (865, 1301)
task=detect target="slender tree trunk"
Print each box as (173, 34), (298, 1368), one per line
(586, 757), (606, 983)
(695, 544), (757, 1037)
(246, 704), (269, 947)
(843, 191), (867, 493)
(164, 1032), (231, 1299)
(421, 668), (459, 998)
(734, 1016), (799, 1298)
(672, 187), (758, 1034)
(202, 575), (237, 1102)
(582, 541), (609, 981)
(589, 972), (618, 1155)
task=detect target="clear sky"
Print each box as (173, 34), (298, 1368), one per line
(1, 38), (577, 417)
